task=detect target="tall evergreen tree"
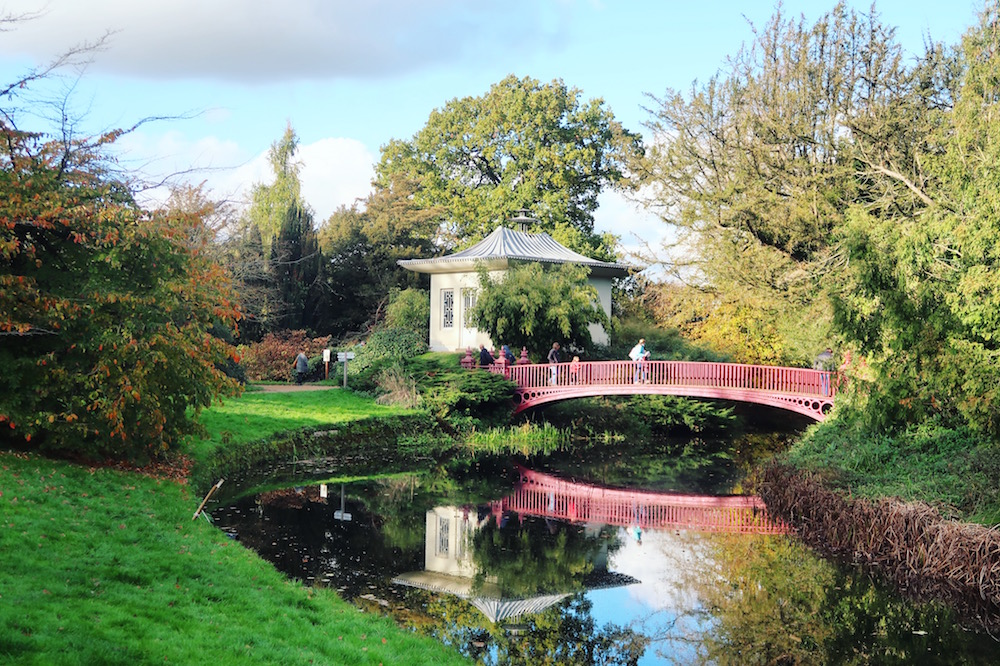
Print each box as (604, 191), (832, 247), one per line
(230, 124), (327, 337)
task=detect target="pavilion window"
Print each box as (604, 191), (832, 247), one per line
(437, 516), (450, 556)
(462, 288), (477, 327)
(442, 289), (454, 328)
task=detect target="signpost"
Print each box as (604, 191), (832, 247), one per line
(322, 349), (331, 379)
(336, 351), (355, 388)
(334, 484), (352, 521)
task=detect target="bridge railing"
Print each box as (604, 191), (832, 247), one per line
(488, 359), (835, 398)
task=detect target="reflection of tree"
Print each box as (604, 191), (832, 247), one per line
(472, 516), (612, 597)
(541, 435), (754, 496)
(411, 592), (648, 665)
(667, 534), (997, 664)
(359, 458), (517, 551)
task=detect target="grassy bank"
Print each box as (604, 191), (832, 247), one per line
(782, 417), (1000, 525)
(186, 388), (416, 461)
(0, 388), (468, 665)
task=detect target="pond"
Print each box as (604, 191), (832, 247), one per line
(210, 432), (999, 664)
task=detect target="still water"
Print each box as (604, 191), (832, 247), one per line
(210, 436), (998, 664)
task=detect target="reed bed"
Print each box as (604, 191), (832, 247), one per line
(760, 464), (1000, 632)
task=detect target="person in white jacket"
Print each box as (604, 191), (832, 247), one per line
(629, 338), (646, 383)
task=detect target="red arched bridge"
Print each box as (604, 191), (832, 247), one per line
(491, 466), (786, 535)
(478, 357), (835, 421)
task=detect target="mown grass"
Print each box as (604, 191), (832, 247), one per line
(1, 390), (467, 665)
(186, 388), (415, 463)
(783, 417), (1000, 524)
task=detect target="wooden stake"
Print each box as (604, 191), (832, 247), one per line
(192, 478), (224, 521)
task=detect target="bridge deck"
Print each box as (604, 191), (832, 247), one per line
(485, 359), (835, 421)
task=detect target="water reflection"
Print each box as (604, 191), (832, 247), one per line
(211, 454), (999, 664)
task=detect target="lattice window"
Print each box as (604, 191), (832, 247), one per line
(442, 289), (454, 328)
(437, 516), (450, 556)
(462, 288), (477, 328)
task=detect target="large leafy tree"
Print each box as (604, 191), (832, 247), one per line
(469, 262), (608, 359)
(376, 74), (642, 257)
(0, 126), (241, 461)
(641, 4), (915, 362)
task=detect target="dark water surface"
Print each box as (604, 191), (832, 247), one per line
(210, 435), (999, 664)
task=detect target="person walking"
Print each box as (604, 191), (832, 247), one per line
(294, 351), (309, 385)
(547, 342), (562, 385)
(479, 344), (495, 367)
(501, 344), (516, 365)
(629, 338), (646, 383)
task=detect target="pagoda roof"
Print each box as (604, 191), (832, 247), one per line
(397, 226), (630, 278)
(391, 570), (638, 624)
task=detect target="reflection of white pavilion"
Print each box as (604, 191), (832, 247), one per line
(392, 505), (637, 624)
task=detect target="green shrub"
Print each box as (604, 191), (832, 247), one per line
(384, 288), (430, 338)
(348, 328), (427, 391)
(422, 369), (516, 426)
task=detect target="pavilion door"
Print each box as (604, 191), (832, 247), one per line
(460, 288), (478, 349)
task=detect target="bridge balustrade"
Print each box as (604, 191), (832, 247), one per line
(483, 359), (835, 420)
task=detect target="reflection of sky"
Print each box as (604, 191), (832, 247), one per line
(588, 527), (716, 665)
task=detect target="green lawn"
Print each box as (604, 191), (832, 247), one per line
(0, 390), (467, 665)
(186, 388), (416, 463)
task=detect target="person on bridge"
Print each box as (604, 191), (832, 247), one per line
(479, 344), (495, 367)
(814, 347), (834, 396)
(501, 344), (516, 365)
(629, 338), (646, 383)
(569, 355), (582, 384)
(547, 342), (562, 385)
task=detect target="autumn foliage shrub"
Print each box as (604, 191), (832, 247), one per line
(0, 128), (242, 462)
(239, 330), (332, 382)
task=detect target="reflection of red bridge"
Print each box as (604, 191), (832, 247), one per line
(485, 359), (835, 421)
(492, 467), (787, 535)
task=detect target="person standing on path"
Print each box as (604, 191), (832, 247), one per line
(547, 342), (562, 385)
(294, 351), (309, 385)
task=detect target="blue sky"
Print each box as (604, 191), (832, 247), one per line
(0, 0), (983, 254)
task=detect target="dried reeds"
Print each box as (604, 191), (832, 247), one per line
(760, 464), (1000, 631)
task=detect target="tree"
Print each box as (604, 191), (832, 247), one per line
(832, 5), (1000, 434)
(271, 202), (323, 332)
(469, 262), (608, 359)
(376, 74), (642, 257)
(0, 126), (241, 461)
(318, 174), (441, 336)
(233, 124), (326, 337)
(245, 123), (307, 247)
(640, 4), (914, 362)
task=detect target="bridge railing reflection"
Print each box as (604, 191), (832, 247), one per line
(491, 467), (787, 535)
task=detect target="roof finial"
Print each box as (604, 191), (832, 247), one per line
(509, 209), (537, 233)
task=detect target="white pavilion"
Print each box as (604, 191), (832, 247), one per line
(397, 215), (630, 352)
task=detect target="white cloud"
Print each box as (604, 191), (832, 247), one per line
(116, 129), (374, 222)
(298, 137), (375, 222)
(1, 0), (569, 82)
